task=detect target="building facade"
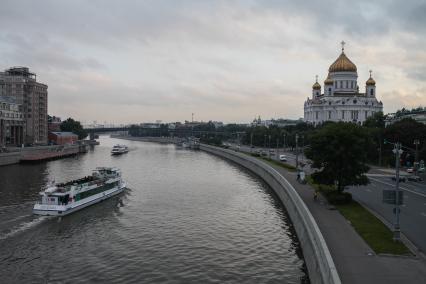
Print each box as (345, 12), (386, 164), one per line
(0, 96), (25, 147)
(304, 43), (383, 125)
(48, 132), (78, 145)
(0, 67), (48, 144)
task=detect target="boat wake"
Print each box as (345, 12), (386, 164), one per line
(0, 216), (50, 241)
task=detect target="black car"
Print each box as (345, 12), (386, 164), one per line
(391, 176), (406, 182)
(407, 175), (422, 182)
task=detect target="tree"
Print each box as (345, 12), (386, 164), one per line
(384, 118), (426, 165)
(60, 118), (88, 140)
(363, 112), (385, 165)
(305, 122), (370, 192)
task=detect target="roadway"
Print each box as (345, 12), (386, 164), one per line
(228, 142), (426, 253)
(348, 174), (426, 253)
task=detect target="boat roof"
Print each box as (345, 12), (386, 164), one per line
(95, 166), (120, 171)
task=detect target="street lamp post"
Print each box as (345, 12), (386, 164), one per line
(283, 134), (286, 152)
(295, 134), (299, 170)
(276, 138), (279, 159)
(268, 135), (271, 158)
(392, 142), (403, 241)
(414, 139), (420, 175)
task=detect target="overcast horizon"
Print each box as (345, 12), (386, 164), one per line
(1, 0), (425, 124)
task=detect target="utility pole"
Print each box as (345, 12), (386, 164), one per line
(295, 134), (299, 170)
(393, 142), (403, 241)
(414, 139), (420, 175)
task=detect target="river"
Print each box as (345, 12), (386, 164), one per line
(0, 136), (308, 283)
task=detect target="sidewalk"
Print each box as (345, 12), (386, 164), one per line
(269, 164), (426, 284)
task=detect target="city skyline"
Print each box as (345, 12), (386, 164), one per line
(1, 0), (425, 123)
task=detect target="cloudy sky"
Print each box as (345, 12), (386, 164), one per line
(1, 0), (425, 124)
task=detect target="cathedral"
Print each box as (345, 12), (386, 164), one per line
(304, 42), (383, 125)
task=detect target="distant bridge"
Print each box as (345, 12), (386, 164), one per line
(84, 126), (244, 140)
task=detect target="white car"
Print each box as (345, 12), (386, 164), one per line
(279, 155), (287, 162)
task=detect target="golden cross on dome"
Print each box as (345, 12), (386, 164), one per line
(315, 75), (318, 82)
(369, 69), (373, 78)
(341, 40), (346, 52)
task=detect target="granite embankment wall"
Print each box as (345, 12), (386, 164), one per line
(200, 144), (341, 284)
(0, 152), (21, 166)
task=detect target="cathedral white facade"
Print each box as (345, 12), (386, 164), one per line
(304, 43), (383, 125)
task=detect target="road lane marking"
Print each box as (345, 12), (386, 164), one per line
(369, 177), (426, 198)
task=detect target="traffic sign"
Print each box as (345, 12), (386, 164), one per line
(382, 189), (404, 205)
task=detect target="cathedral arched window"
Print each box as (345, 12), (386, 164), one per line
(370, 89), (374, 96)
(328, 88), (331, 95)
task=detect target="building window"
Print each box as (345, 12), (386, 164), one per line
(328, 88), (331, 95)
(315, 111), (319, 119)
(340, 81), (343, 88)
(345, 81), (348, 88)
(329, 111), (332, 119)
(342, 111), (345, 119)
(370, 89), (374, 96)
(365, 111), (368, 119)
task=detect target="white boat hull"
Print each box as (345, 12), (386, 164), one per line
(33, 183), (126, 216)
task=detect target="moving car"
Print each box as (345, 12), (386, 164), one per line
(279, 155), (287, 162)
(406, 167), (414, 173)
(391, 176), (406, 182)
(407, 175), (422, 182)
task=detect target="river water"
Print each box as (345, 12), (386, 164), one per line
(0, 136), (307, 283)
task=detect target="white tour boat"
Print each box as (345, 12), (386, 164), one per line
(33, 167), (126, 216)
(111, 144), (129, 155)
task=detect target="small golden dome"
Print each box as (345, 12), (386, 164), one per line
(329, 52), (357, 73)
(312, 81), (321, 90)
(366, 77), (376, 86)
(366, 70), (376, 85)
(324, 74), (333, 85)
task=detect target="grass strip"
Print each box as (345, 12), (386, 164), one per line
(306, 177), (410, 255)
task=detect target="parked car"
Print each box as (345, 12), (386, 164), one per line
(391, 176), (406, 182)
(269, 149), (275, 154)
(418, 167), (425, 173)
(407, 175), (422, 182)
(260, 150), (267, 156)
(279, 155), (287, 162)
(406, 167), (414, 173)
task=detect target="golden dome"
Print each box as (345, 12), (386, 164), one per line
(366, 70), (376, 85)
(366, 77), (376, 86)
(312, 81), (321, 90)
(324, 74), (333, 85)
(328, 52), (357, 73)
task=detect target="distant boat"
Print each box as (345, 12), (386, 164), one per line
(33, 167), (126, 216)
(111, 144), (128, 155)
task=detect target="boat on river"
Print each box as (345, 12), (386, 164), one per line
(111, 144), (128, 155)
(33, 167), (126, 216)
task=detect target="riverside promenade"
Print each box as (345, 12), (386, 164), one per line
(265, 161), (426, 283)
